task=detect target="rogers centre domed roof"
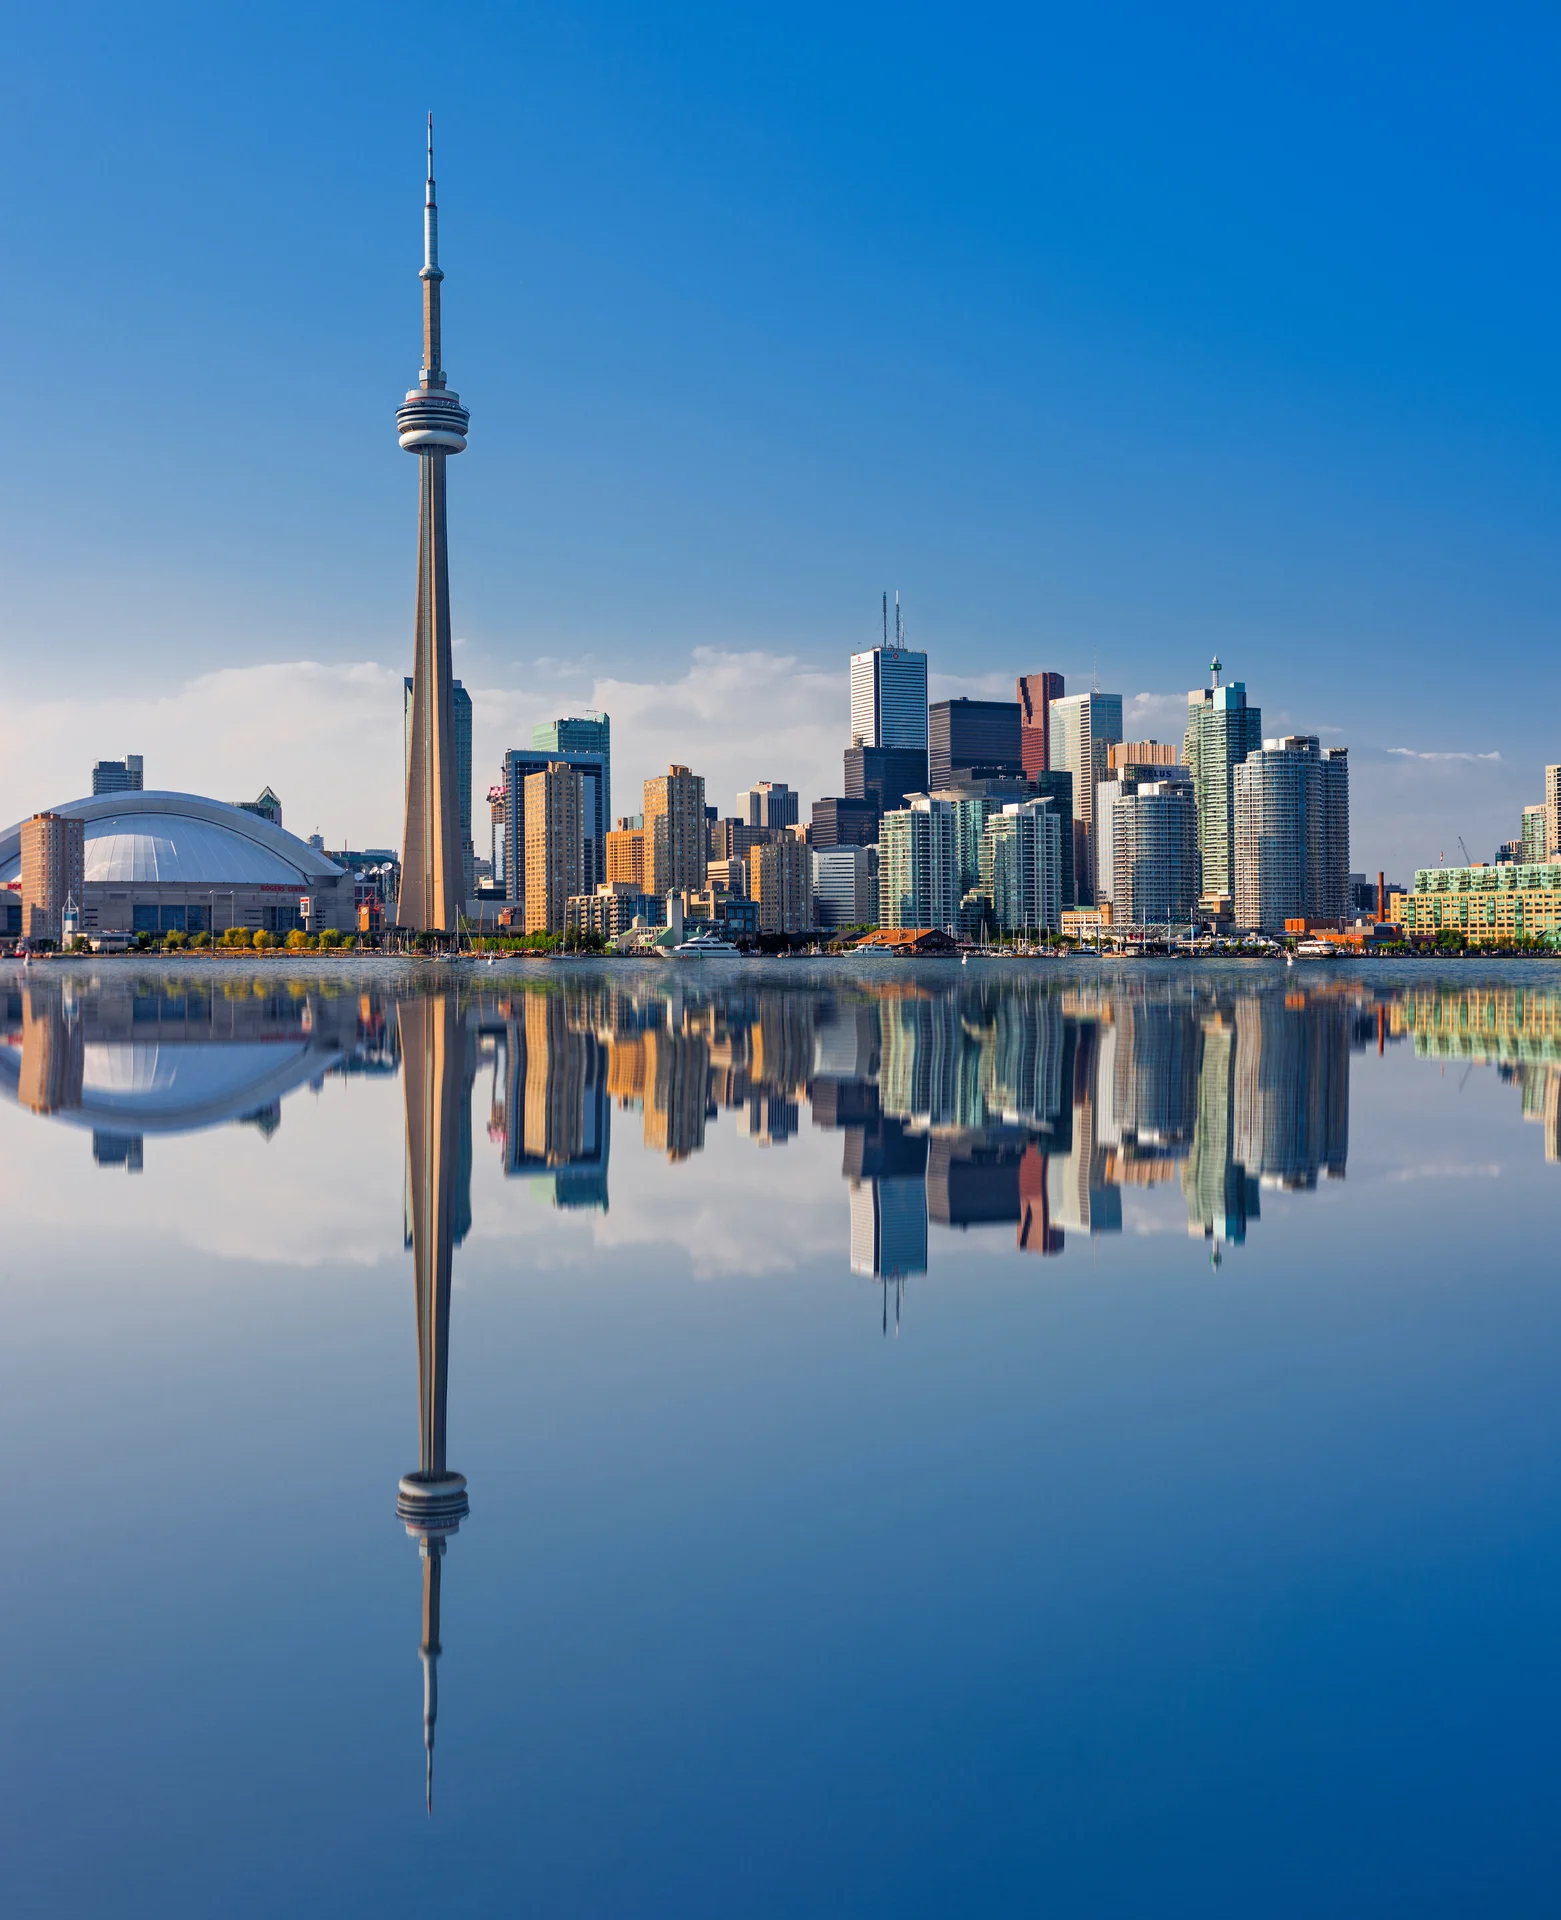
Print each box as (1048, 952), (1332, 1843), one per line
(0, 792), (348, 888)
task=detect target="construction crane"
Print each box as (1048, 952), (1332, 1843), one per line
(1458, 835), (1473, 867)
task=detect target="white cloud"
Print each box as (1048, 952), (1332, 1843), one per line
(0, 647), (854, 850)
(1124, 691), (1189, 742)
(0, 661), (407, 851)
(1385, 747), (1503, 763)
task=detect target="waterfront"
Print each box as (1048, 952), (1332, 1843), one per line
(2, 960), (1559, 1916)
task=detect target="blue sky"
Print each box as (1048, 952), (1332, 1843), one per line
(2, 1), (1558, 871)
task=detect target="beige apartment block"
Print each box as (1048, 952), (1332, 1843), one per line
(20, 811), (85, 944)
(644, 765), (707, 896)
(524, 762), (584, 934)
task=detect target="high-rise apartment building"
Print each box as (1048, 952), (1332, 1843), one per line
(1048, 691), (1124, 906)
(1096, 763), (1194, 911)
(91, 755), (143, 795)
(928, 698), (1024, 789)
(850, 643), (929, 752)
(1546, 765), (1561, 859)
(1111, 775), (1199, 926)
(1017, 672), (1065, 777)
(605, 825), (648, 889)
(1185, 670), (1262, 915)
(534, 715), (611, 835)
(644, 765), (707, 896)
(879, 796), (958, 932)
(523, 762), (584, 934)
(980, 798), (1063, 933)
(737, 781), (799, 830)
(20, 811), (85, 944)
(1029, 769), (1075, 906)
(752, 836), (813, 934)
(503, 748), (607, 905)
(1521, 805), (1549, 865)
(1234, 736), (1350, 932)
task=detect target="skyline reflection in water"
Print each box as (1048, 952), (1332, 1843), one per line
(1, 962), (1560, 1918)
(8, 967), (1558, 1278)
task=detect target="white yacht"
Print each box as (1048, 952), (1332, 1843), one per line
(672, 930), (741, 958)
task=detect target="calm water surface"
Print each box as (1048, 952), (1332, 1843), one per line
(2, 958), (1559, 1917)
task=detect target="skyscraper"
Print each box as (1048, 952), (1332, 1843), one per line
(1017, 672), (1064, 776)
(843, 744), (928, 813)
(928, 698), (1023, 788)
(1234, 736), (1350, 932)
(1546, 764), (1561, 859)
(850, 613), (929, 753)
(1048, 691), (1124, 906)
(1522, 804), (1549, 865)
(91, 755), (143, 796)
(1184, 666), (1262, 916)
(534, 715), (611, 837)
(397, 120), (471, 933)
(737, 781), (800, 830)
(407, 677), (473, 901)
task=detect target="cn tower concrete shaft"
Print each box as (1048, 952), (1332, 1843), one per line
(397, 116), (470, 934)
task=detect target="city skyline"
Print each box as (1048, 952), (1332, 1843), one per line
(2, 8), (1558, 880)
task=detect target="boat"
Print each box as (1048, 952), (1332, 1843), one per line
(672, 930), (741, 958)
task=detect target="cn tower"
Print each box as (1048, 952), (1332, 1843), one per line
(397, 116), (469, 933)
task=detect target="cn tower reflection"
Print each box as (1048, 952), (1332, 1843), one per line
(395, 995), (470, 1813)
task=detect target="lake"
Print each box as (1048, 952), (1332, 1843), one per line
(1, 958), (1558, 1917)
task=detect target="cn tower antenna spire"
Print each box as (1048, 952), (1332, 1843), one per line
(423, 113), (441, 287)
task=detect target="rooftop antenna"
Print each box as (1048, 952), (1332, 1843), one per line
(895, 591), (903, 648)
(882, 590), (888, 647)
(1210, 656), (1223, 688)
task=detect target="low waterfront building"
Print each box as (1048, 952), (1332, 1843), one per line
(1391, 863), (1561, 944)
(0, 791), (355, 937)
(566, 881), (659, 939)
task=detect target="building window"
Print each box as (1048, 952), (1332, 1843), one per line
(159, 906), (186, 933)
(132, 905), (158, 933)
